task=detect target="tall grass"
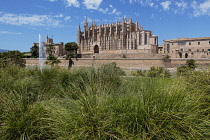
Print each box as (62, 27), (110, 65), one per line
(0, 64), (209, 139)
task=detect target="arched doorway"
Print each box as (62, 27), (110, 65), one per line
(94, 45), (99, 53)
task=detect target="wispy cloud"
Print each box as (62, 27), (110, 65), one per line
(83, 0), (103, 9)
(0, 31), (22, 35)
(64, 0), (80, 7)
(110, 8), (121, 16)
(192, 0), (210, 16)
(48, 0), (80, 7)
(160, 1), (172, 11)
(98, 8), (108, 14)
(0, 12), (71, 27)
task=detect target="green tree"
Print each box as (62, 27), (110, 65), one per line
(177, 59), (196, 76)
(0, 51), (26, 68)
(65, 42), (78, 56)
(30, 44), (39, 58)
(45, 54), (61, 66)
(186, 59), (196, 69)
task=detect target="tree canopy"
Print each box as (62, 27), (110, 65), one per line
(65, 42), (78, 52)
(30, 44), (39, 58)
(0, 51), (26, 68)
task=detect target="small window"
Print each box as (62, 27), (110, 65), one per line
(188, 49), (191, 51)
(198, 42), (200, 45)
(202, 49), (205, 52)
(189, 42), (191, 45)
(180, 48), (184, 52)
(197, 49), (199, 52)
(172, 43), (173, 45)
(209, 41), (210, 45)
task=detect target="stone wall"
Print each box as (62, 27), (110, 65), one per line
(171, 58), (210, 68)
(25, 58), (210, 69)
(25, 58), (165, 69)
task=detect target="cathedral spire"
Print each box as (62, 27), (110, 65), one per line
(129, 17), (132, 23)
(135, 20), (138, 31)
(77, 24), (81, 45)
(84, 16), (88, 28)
(122, 17), (125, 23)
(78, 24), (81, 31)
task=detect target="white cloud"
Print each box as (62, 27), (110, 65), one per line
(192, 0), (210, 16)
(64, 16), (71, 21)
(160, 1), (171, 11)
(191, 1), (197, 9)
(48, 0), (80, 7)
(112, 8), (117, 14)
(149, 3), (154, 7)
(0, 31), (22, 35)
(54, 14), (64, 18)
(98, 8), (108, 14)
(175, 1), (187, 9)
(83, 0), (103, 9)
(0, 12), (70, 27)
(64, 0), (80, 7)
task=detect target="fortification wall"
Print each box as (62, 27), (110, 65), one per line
(171, 58), (210, 68)
(25, 58), (210, 69)
(25, 58), (165, 69)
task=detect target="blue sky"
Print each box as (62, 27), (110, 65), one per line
(0, 0), (210, 52)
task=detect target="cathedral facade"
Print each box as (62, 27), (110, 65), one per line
(77, 17), (158, 56)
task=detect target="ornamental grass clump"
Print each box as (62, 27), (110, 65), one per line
(0, 64), (209, 139)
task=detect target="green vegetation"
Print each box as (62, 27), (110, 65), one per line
(131, 66), (171, 78)
(0, 63), (209, 139)
(45, 54), (61, 66)
(177, 59), (197, 75)
(65, 42), (78, 57)
(30, 44), (39, 58)
(0, 51), (26, 68)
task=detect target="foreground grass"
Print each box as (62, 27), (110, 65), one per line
(0, 65), (209, 139)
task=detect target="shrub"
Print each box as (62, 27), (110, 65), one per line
(97, 62), (126, 88)
(147, 66), (171, 78)
(177, 59), (196, 76)
(186, 59), (196, 69)
(131, 69), (147, 77)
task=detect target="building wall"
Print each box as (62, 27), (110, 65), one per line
(33, 36), (66, 57)
(163, 37), (210, 58)
(78, 17), (158, 56)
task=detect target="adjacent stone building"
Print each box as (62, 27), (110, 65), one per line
(33, 36), (66, 57)
(77, 17), (158, 56)
(163, 37), (210, 58)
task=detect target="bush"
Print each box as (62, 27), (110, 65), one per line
(177, 59), (196, 76)
(147, 66), (171, 78)
(131, 69), (147, 77)
(186, 59), (196, 69)
(97, 62), (126, 88)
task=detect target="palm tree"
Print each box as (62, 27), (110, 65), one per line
(45, 54), (61, 66)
